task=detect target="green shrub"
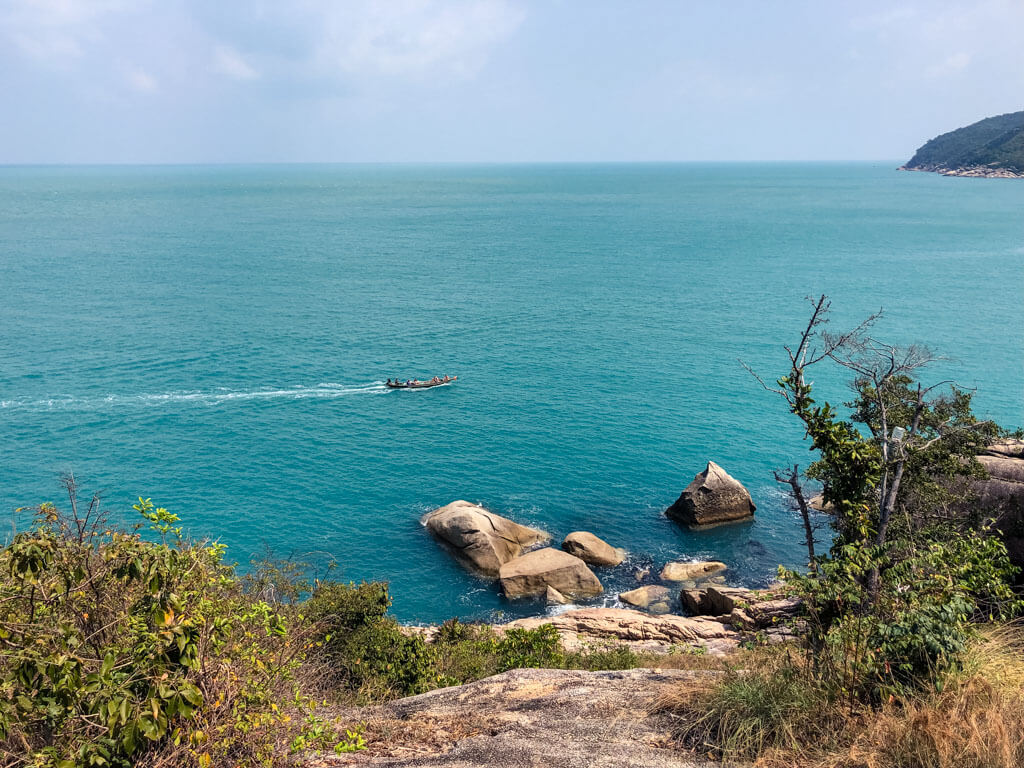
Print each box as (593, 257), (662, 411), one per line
(0, 487), (361, 767)
(495, 625), (564, 670)
(304, 581), (442, 699)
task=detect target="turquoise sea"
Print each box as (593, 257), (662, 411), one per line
(2, 163), (1022, 622)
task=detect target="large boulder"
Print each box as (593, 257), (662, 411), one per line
(666, 462), (756, 528)
(561, 531), (625, 567)
(499, 548), (603, 599)
(424, 501), (549, 578)
(659, 560), (726, 582)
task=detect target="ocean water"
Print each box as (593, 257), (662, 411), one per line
(1, 163), (1022, 623)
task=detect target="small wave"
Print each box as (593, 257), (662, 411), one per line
(1, 382), (388, 411)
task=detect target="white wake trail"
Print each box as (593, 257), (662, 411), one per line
(1, 382), (389, 410)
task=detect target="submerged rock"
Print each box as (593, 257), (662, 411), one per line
(618, 585), (671, 609)
(423, 500), (549, 579)
(561, 531), (625, 566)
(659, 560), (726, 582)
(499, 548), (603, 599)
(665, 461), (756, 528)
(546, 585), (571, 605)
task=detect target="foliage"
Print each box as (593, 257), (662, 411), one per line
(302, 600), (627, 702)
(0, 485), (363, 768)
(756, 297), (1024, 705)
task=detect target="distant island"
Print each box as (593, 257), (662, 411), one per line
(900, 110), (1024, 178)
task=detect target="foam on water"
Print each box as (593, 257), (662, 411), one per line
(1, 382), (389, 410)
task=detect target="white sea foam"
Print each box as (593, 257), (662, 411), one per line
(0, 382), (388, 410)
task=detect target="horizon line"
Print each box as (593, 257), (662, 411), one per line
(0, 159), (906, 168)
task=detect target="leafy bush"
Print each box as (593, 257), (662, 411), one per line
(0, 485), (361, 767)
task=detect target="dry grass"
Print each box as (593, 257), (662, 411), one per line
(835, 624), (1024, 768)
(657, 625), (1024, 768)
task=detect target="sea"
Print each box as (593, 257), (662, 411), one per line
(2, 163), (1022, 623)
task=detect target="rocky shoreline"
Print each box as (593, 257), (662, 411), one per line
(411, 442), (1024, 652)
(898, 163), (1024, 178)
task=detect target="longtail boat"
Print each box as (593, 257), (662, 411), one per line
(386, 376), (456, 389)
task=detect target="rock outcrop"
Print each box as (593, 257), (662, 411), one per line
(665, 462), (756, 528)
(975, 440), (1024, 573)
(618, 585), (672, 613)
(499, 548), (603, 599)
(423, 501), (549, 578)
(659, 561), (726, 582)
(503, 607), (740, 655)
(562, 531), (625, 567)
(323, 667), (716, 767)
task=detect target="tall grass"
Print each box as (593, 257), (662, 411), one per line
(659, 625), (1024, 768)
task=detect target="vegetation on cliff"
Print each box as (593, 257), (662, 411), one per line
(666, 297), (1024, 766)
(902, 110), (1024, 175)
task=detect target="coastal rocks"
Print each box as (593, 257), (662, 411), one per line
(423, 500), (549, 578)
(499, 548), (603, 599)
(680, 589), (709, 615)
(747, 597), (804, 627)
(702, 586), (757, 616)
(561, 531), (625, 567)
(808, 494), (832, 512)
(504, 607), (741, 655)
(679, 585), (802, 629)
(546, 585), (571, 605)
(901, 163), (1024, 179)
(659, 560), (726, 582)
(618, 585), (672, 613)
(665, 462), (756, 528)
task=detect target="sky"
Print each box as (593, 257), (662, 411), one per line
(1, 0), (1022, 164)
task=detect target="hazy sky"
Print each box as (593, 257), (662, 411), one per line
(2, 0), (1022, 163)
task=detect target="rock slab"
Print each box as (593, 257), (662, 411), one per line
(423, 501), (549, 578)
(499, 548), (603, 599)
(322, 667), (714, 767)
(504, 607), (740, 655)
(665, 462), (756, 528)
(562, 531), (625, 566)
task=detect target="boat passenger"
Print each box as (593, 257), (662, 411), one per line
(443, 375), (449, 382)
(386, 378), (392, 385)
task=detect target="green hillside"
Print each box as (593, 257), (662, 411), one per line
(902, 110), (1024, 176)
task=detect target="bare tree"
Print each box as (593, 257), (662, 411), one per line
(773, 464), (819, 572)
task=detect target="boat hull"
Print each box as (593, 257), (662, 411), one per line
(386, 376), (456, 390)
